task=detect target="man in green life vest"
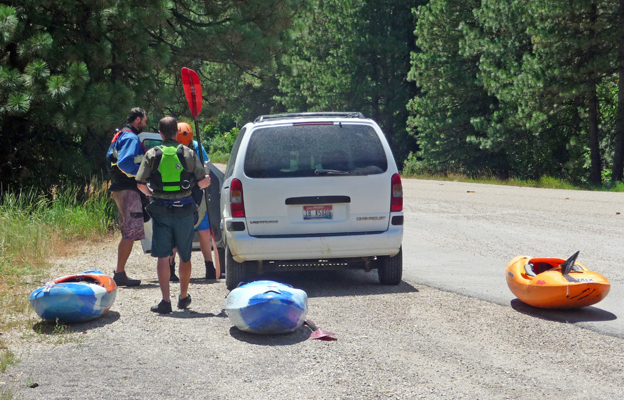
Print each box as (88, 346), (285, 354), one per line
(136, 117), (210, 314)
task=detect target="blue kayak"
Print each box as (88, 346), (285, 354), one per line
(226, 280), (308, 334)
(29, 270), (117, 323)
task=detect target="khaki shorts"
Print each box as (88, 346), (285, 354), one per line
(112, 190), (145, 241)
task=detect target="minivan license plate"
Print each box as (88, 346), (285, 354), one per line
(303, 205), (333, 220)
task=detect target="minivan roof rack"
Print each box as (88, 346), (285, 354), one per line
(254, 112), (365, 123)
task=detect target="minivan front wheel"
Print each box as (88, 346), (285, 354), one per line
(225, 246), (247, 290)
(377, 246), (403, 285)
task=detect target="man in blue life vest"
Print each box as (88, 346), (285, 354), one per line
(136, 117), (210, 314)
(167, 122), (219, 281)
(105, 107), (148, 287)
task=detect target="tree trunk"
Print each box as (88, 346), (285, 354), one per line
(588, 84), (602, 185)
(587, 4), (602, 185)
(612, 0), (624, 182)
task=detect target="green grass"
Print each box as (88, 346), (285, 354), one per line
(0, 180), (116, 332)
(30, 319), (83, 345)
(0, 181), (114, 383)
(0, 387), (14, 400)
(0, 342), (19, 400)
(0, 341), (17, 373)
(0, 181), (115, 388)
(208, 152), (230, 164)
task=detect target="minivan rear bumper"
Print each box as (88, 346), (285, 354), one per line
(225, 218), (403, 262)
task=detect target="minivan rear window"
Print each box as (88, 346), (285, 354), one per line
(244, 124), (388, 178)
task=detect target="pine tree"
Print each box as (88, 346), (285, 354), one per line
(408, 0), (499, 175)
(462, 0), (580, 180)
(526, 0), (618, 184)
(0, 0), (302, 188)
(277, 0), (422, 164)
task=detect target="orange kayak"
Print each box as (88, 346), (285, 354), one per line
(506, 251), (610, 309)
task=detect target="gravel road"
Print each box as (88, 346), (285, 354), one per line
(2, 178), (624, 399)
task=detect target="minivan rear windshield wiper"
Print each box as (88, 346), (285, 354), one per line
(314, 168), (350, 175)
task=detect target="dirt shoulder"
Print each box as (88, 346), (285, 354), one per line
(2, 238), (623, 399)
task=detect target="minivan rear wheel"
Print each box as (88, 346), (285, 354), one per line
(377, 246), (403, 285)
(225, 246), (247, 290)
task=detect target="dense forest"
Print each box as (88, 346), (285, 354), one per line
(2, 0), (624, 189)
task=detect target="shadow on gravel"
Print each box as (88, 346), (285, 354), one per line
(32, 310), (121, 334)
(189, 277), (221, 285)
(229, 325), (310, 346)
(242, 269), (418, 298)
(119, 282), (160, 290)
(510, 299), (617, 323)
(141, 279), (220, 286)
(158, 309), (228, 319)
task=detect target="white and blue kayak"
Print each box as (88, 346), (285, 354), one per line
(29, 270), (117, 323)
(226, 280), (308, 334)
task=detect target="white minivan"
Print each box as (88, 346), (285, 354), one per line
(220, 112), (404, 289)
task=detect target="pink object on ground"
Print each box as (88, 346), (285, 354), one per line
(304, 320), (337, 341)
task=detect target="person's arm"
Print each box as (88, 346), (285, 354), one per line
(137, 183), (152, 197)
(135, 154), (152, 194)
(193, 141), (210, 163)
(197, 175), (210, 188)
(189, 148), (210, 188)
(116, 135), (143, 177)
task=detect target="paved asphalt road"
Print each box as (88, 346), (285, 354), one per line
(401, 178), (623, 338)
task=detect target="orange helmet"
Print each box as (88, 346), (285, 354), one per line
(176, 122), (193, 145)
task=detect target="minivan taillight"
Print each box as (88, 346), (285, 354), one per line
(391, 173), (403, 212)
(230, 178), (245, 217)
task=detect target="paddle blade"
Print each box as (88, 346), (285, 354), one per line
(310, 328), (337, 341)
(304, 319), (337, 341)
(181, 67), (203, 119)
(559, 250), (580, 275)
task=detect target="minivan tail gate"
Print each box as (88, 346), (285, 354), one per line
(243, 175), (391, 236)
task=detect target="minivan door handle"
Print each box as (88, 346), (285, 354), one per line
(285, 196), (351, 205)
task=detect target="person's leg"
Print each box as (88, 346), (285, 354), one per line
(112, 191), (143, 286)
(198, 229), (217, 279)
(156, 256), (171, 301)
(198, 230), (211, 262)
(169, 248), (179, 282)
(174, 213), (195, 308)
(196, 213), (217, 279)
(116, 238), (134, 273)
(170, 248), (177, 263)
(150, 213), (175, 313)
(179, 260), (191, 299)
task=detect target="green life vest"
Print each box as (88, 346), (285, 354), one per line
(150, 144), (195, 193)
